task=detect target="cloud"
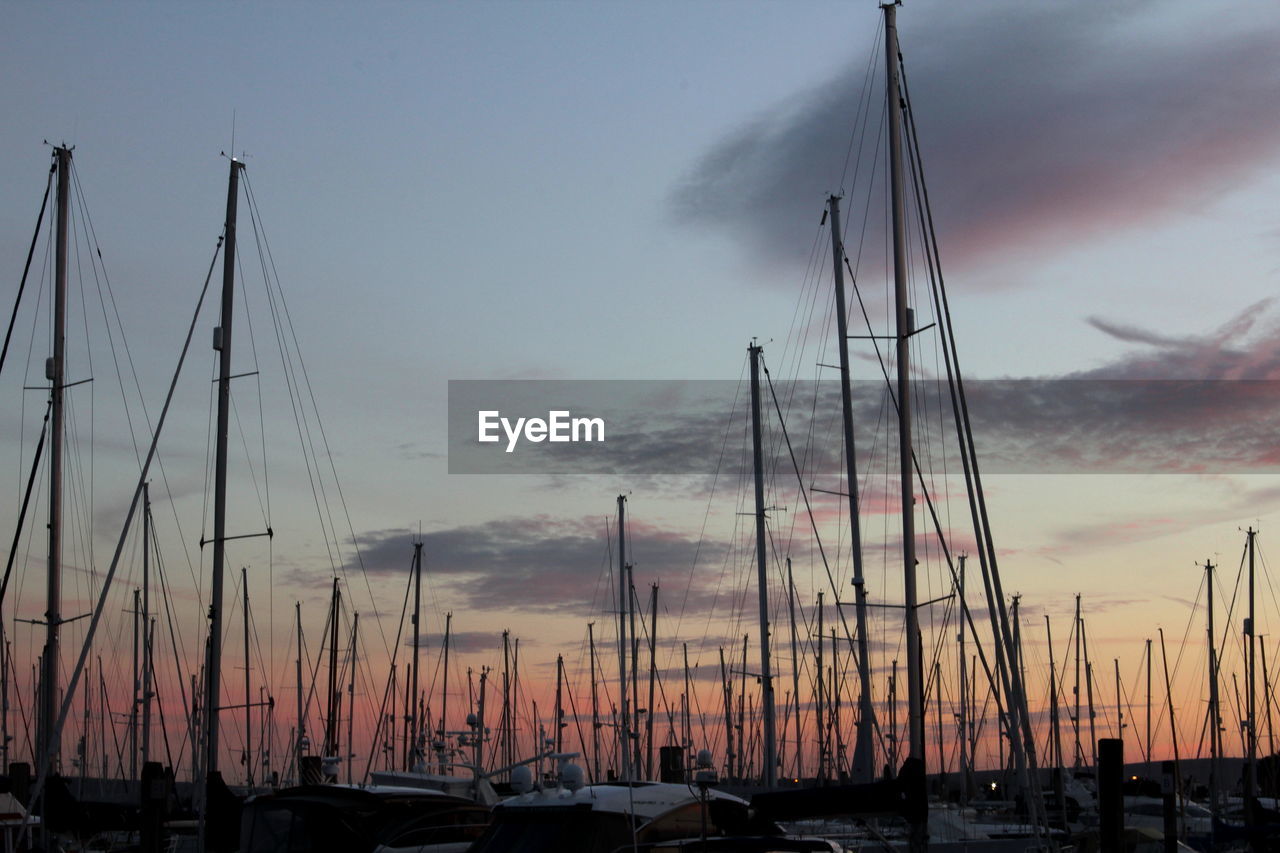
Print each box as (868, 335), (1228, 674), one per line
(671, 1), (1280, 279)
(351, 517), (729, 615)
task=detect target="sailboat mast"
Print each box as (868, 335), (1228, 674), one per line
(348, 613), (359, 783)
(588, 622), (600, 782)
(141, 483), (153, 769)
(295, 602), (304, 782)
(748, 343), (777, 787)
(409, 542), (423, 770)
(203, 155), (244, 786)
(325, 577), (341, 761)
(38, 145), (71, 775)
(242, 567), (252, 786)
(439, 611), (451, 774)
(884, 0), (924, 803)
(1206, 560), (1221, 818)
(615, 495), (632, 781)
(826, 195), (877, 784)
(646, 583), (658, 779)
(786, 558), (803, 781)
(1246, 527), (1258, 808)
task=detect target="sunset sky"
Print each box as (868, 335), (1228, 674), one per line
(3, 0), (1280, 784)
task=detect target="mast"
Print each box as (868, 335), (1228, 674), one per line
(588, 623), (600, 782)
(324, 577), (341, 761)
(748, 343), (777, 787)
(826, 194), (877, 784)
(1073, 594), (1083, 768)
(437, 612), (451, 773)
(815, 593), (825, 782)
(646, 583), (658, 780)
(1113, 658), (1123, 742)
(294, 602), (304, 783)
(719, 647), (733, 781)
(1206, 560), (1221, 819)
(884, 7), (924, 842)
(131, 587), (141, 782)
(203, 155), (244, 787)
(141, 484), (153, 769)
(628, 562), (641, 775)
(409, 542), (423, 771)
(786, 558), (803, 781)
(1246, 528), (1258, 814)
(555, 655), (565, 754)
(243, 567), (252, 786)
(348, 613), (358, 783)
(38, 144), (71, 775)
(615, 495), (632, 781)
(1152, 637), (1162, 763)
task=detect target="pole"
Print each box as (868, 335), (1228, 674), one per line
(38, 145), (71, 778)
(203, 156), (244, 790)
(646, 583), (658, 780)
(616, 496), (631, 781)
(348, 613), (358, 783)
(1207, 561), (1221, 822)
(439, 611), (451, 774)
(827, 195), (878, 784)
(409, 542), (423, 770)
(1246, 528), (1258, 822)
(141, 484), (153, 769)
(786, 559), (803, 782)
(294, 603), (304, 783)
(242, 567), (252, 786)
(748, 343), (777, 787)
(884, 9), (924, 844)
(588, 623), (600, 782)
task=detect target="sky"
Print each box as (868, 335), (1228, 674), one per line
(3, 0), (1280, 785)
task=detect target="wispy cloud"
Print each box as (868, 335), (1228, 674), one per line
(671, 1), (1280, 279)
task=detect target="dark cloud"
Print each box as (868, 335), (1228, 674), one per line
(671, 1), (1280, 279)
(352, 518), (729, 615)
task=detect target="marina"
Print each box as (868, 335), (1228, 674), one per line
(4, 2), (1280, 851)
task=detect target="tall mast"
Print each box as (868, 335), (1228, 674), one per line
(748, 343), (777, 787)
(409, 542), (423, 770)
(786, 558), (803, 782)
(1113, 659), (1123, 742)
(439, 611), (451, 774)
(615, 495), (631, 781)
(38, 144), (71, 775)
(242, 567), (252, 786)
(1145, 637), (1152, 764)
(202, 155), (243, 786)
(1246, 528), (1258, 811)
(719, 647), (733, 781)
(348, 613), (358, 783)
(646, 583), (658, 780)
(294, 602), (304, 782)
(815, 593), (825, 782)
(141, 483), (153, 769)
(588, 623), (600, 782)
(628, 562), (641, 775)
(826, 194), (877, 783)
(554, 655), (565, 754)
(324, 577), (341, 761)
(1073, 594), (1083, 767)
(884, 7), (924, 838)
(131, 587), (141, 782)
(1206, 560), (1221, 819)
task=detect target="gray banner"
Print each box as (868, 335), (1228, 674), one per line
(447, 379), (1280, 475)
